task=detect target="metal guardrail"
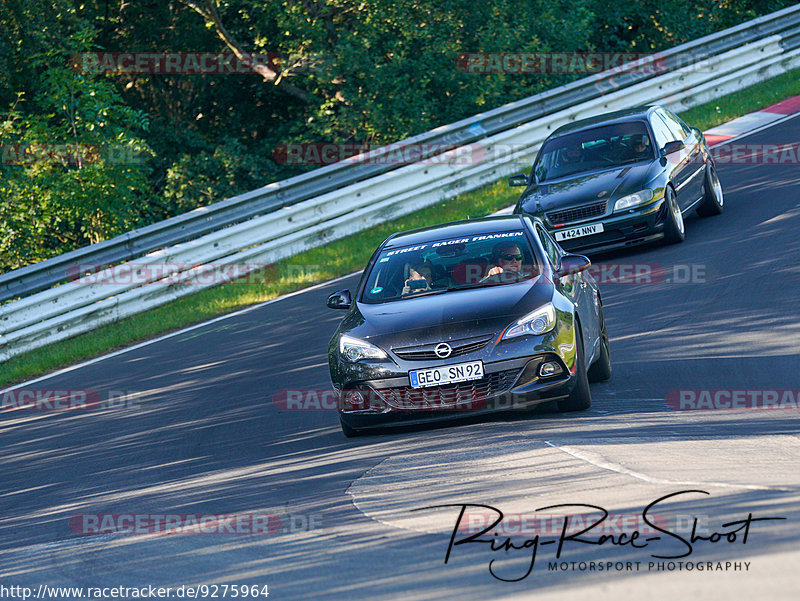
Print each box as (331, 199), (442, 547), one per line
(2, 3), (800, 303)
(2, 6), (800, 362)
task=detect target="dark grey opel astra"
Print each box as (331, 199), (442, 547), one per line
(326, 215), (611, 437)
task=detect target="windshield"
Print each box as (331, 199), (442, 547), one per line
(533, 121), (654, 182)
(361, 231), (541, 304)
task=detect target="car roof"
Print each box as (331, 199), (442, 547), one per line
(383, 214), (533, 249)
(549, 105), (658, 138)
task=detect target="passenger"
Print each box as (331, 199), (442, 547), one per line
(402, 263), (433, 295)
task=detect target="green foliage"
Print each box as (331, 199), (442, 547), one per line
(163, 137), (283, 212)
(0, 2), (153, 271)
(0, 0), (796, 273)
(585, 0), (792, 51)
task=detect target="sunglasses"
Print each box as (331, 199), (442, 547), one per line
(500, 254), (523, 261)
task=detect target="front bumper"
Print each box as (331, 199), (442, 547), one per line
(549, 196), (668, 254)
(338, 353), (574, 431)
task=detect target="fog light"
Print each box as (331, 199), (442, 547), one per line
(344, 391), (365, 408)
(539, 361), (563, 377)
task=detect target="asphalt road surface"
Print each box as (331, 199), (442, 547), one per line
(1, 116), (799, 600)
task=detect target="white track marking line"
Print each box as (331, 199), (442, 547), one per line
(544, 441), (779, 491)
(0, 271), (362, 393)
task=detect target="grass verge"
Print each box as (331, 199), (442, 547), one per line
(3, 66), (800, 388)
(677, 67), (800, 130)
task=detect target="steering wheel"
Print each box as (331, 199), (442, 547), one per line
(585, 146), (616, 164)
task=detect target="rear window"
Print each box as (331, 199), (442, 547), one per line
(361, 231), (541, 304)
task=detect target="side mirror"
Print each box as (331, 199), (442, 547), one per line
(326, 289), (352, 310)
(555, 253), (591, 278)
(508, 173), (528, 187)
(661, 140), (685, 156)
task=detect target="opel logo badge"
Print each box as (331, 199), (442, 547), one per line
(434, 343), (452, 358)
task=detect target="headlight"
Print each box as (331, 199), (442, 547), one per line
(339, 334), (388, 362)
(613, 189), (654, 212)
(502, 303), (556, 340)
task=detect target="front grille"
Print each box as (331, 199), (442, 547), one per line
(392, 335), (494, 361)
(547, 200), (607, 225)
(372, 368), (520, 409)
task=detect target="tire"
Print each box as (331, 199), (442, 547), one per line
(558, 321), (592, 412)
(587, 305), (612, 383)
(696, 165), (724, 217)
(339, 415), (362, 438)
(662, 185), (685, 245)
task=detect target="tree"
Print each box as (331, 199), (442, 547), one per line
(0, 6), (153, 271)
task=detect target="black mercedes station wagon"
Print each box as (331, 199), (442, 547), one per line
(325, 215), (611, 437)
(510, 105), (724, 254)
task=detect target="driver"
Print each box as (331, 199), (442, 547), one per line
(554, 145), (583, 174)
(633, 134), (650, 159)
(562, 146), (582, 163)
